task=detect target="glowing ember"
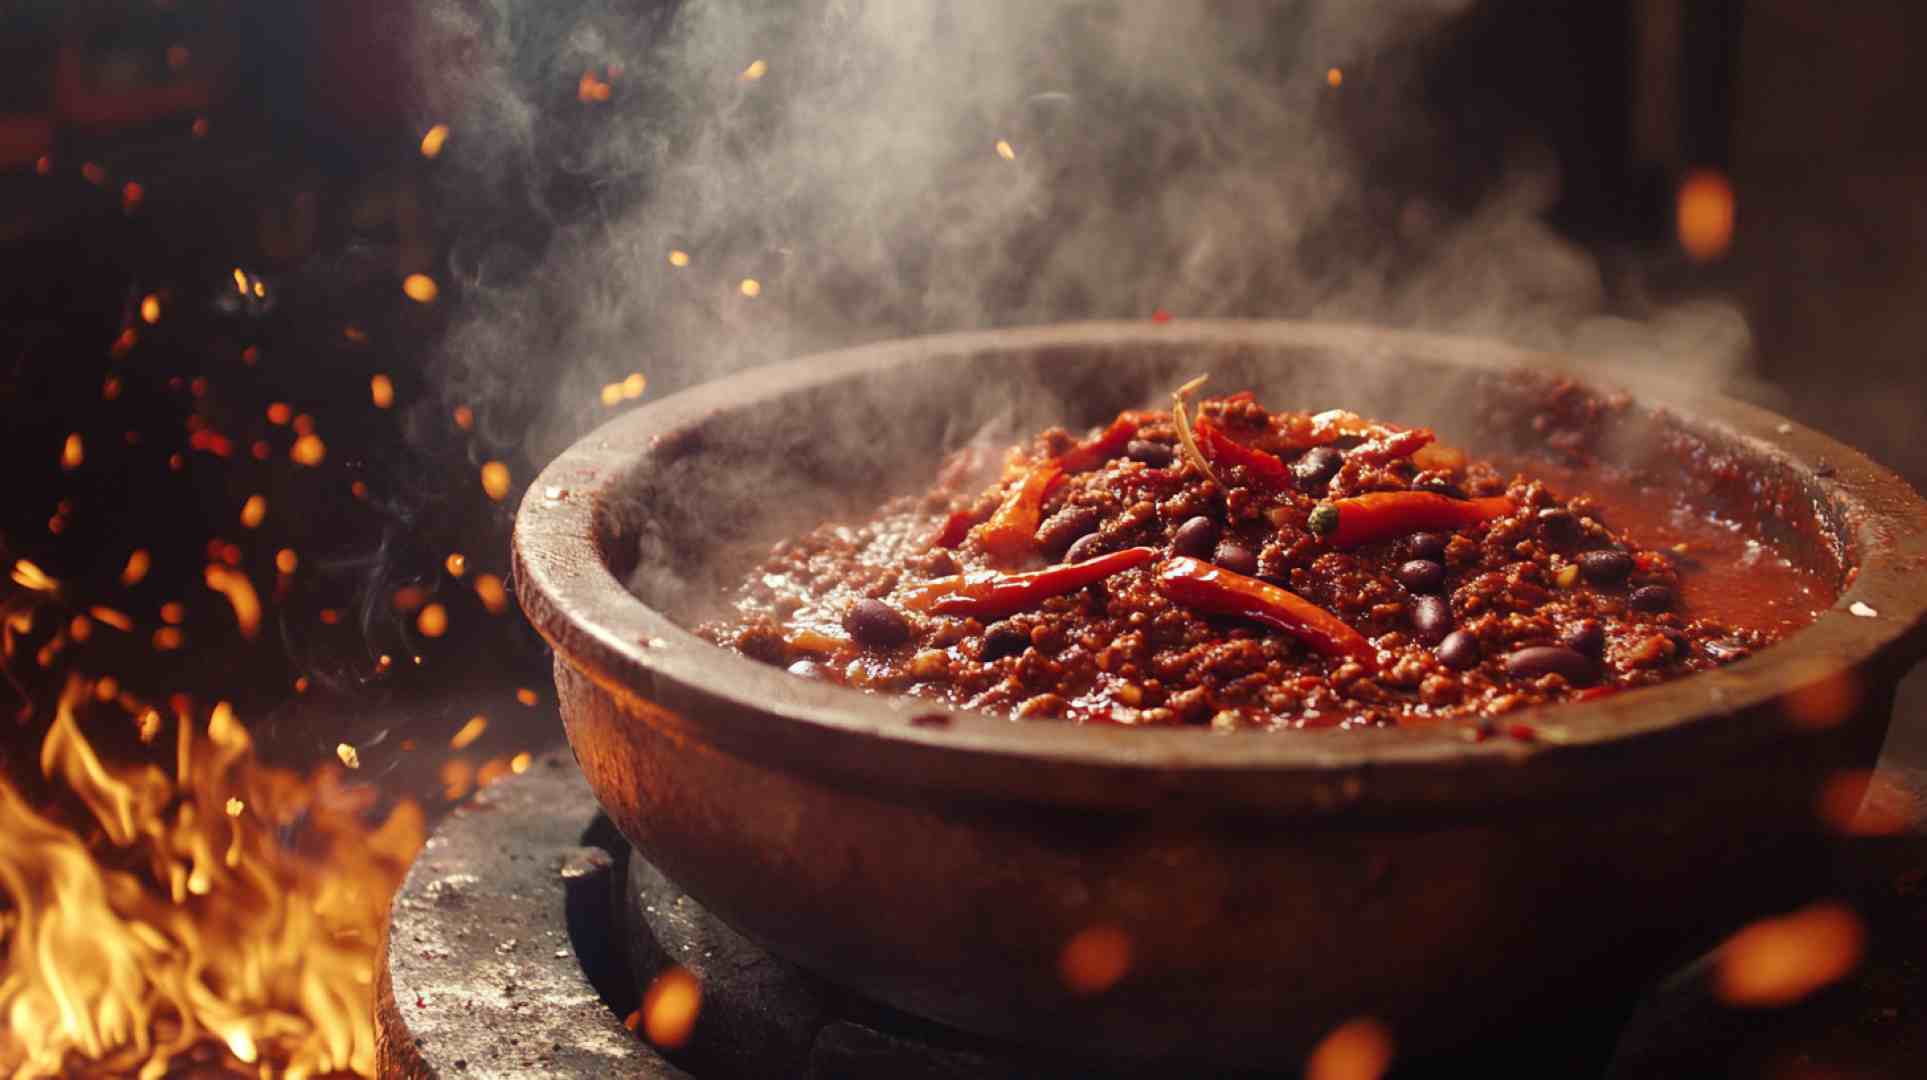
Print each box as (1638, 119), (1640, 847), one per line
(444, 553), (466, 577)
(480, 461), (512, 501)
(1058, 924), (1132, 995)
(336, 743), (361, 769)
(1326, 67), (1344, 88)
(578, 69), (614, 103)
(741, 59), (768, 81)
(600, 383), (623, 407)
(119, 550), (150, 587)
(140, 294), (161, 324)
(449, 715), (488, 750)
(416, 603), (449, 638)
(1305, 1017), (1395, 1080)
(60, 433), (83, 470)
(420, 123), (450, 158)
(995, 139), (1016, 160)
(1678, 169), (1736, 262)
(240, 495), (267, 529)
(641, 967), (702, 1048)
(88, 607), (132, 632)
(1715, 902), (1865, 1007)
(622, 372), (646, 399)
(667, 249), (690, 268)
(204, 565), (263, 639)
(473, 574), (509, 615)
(290, 434), (327, 467)
(509, 752), (533, 774)
(275, 549), (298, 575)
(12, 560), (58, 593)
(402, 274), (439, 304)
(191, 115), (208, 138)
(739, 278), (762, 298)
(452, 405), (474, 431)
(266, 402), (292, 426)
(515, 688), (538, 706)
(370, 374), (396, 409)
(0, 679), (422, 1077)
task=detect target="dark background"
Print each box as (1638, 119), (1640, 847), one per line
(1, 2), (1924, 1073)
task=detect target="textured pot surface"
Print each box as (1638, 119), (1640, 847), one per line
(514, 321), (1927, 1065)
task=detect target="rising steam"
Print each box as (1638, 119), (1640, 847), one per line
(418, 0), (1758, 464)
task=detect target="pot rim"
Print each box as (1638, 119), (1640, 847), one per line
(513, 320), (1927, 813)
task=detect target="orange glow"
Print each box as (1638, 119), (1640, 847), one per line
(0, 680), (422, 1077)
(474, 574), (509, 615)
(480, 461), (512, 501)
(642, 967), (702, 1048)
(35, 154), (51, 175)
(390, 586), (428, 612)
(1306, 1017), (1395, 1080)
(600, 383), (623, 407)
(293, 414), (315, 436)
(741, 59), (768, 81)
(417, 603), (449, 638)
(121, 182), (143, 211)
(102, 376), (121, 400)
(266, 402), (292, 425)
(516, 688), (539, 707)
(420, 123), (450, 158)
(290, 434), (327, 467)
(452, 405), (475, 431)
(81, 162), (105, 186)
(191, 115), (208, 138)
(450, 715), (488, 750)
(1678, 169), (1736, 262)
(623, 372), (646, 399)
(120, 550), (151, 587)
(510, 751), (533, 774)
(444, 553), (467, 577)
(275, 549), (298, 575)
(160, 602), (185, 625)
(402, 274), (439, 303)
(1326, 67), (1344, 88)
(439, 758), (474, 801)
(88, 607), (132, 632)
(370, 373), (395, 408)
(995, 139), (1016, 160)
(578, 70), (614, 103)
(1782, 670), (1860, 730)
(239, 494), (267, 529)
(336, 743), (361, 769)
(140, 294), (162, 324)
(1816, 769), (1915, 836)
(739, 278), (761, 298)
(13, 559), (58, 593)
(204, 565), (262, 639)
(667, 249), (690, 268)
(1716, 903), (1865, 1007)
(152, 626), (185, 651)
(1058, 924), (1132, 995)
(61, 432), (84, 470)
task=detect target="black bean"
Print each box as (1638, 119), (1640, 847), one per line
(1577, 550), (1634, 584)
(843, 598), (911, 648)
(1414, 476), (1466, 499)
(1628, 584), (1675, 612)
(1126, 439), (1175, 467)
(1035, 505), (1100, 556)
(1503, 645), (1598, 686)
(1407, 532), (1448, 561)
(1396, 559), (1446, 594)
(1409, 595), (1452, 644)
(1171, 515), (1221, 558)
(1436, 630), (1480, 671)
(1704, 639), (1747, 662)
(981, 621), (1030, 661)
(1213, 540), (1259, 577)
(1063, 532), (1106, 564)
(1292, 446), (1344, 492)
(1536, 507), (1579, 542)
(1560, 620), (1605, 657)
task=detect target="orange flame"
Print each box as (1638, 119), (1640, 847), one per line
(0, 678), (422, 1077)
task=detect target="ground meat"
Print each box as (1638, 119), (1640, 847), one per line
(698, 390), (1830, 733)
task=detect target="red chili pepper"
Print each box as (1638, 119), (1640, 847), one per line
(1155, 556), (1378, 667)
(930, 508), (977, 549)
(976, 461), (1065, 561)
(1055, 413), (1144, 473)
(903, 546), (1157, 620)
(1193, 416), (1291, 486)
(1317, 492), (1514, 549)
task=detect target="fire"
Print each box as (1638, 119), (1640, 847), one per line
(0, 678), (422, 1077)
(239, 495), (267, 530)
(369, 374), (395, 409)
(667, 249), (690, 268)
(1305, 1017), (1394, 1080)
(419, 124), (449, 159)
(740, 59), (768, 81)
(739, 278), (761, 298)
(479, 461), (511, 501)
(1057, 924), (1132, 995)
(290, 434), (327, 467)
(473, 574), (509, 615)
(402, 275), (439, 304)
(119, 552), (150, 588)
(444, 553), (465, 577)
(416, 603), (448, 638)
(139, 295), (161, 324)
(1326, 67), (1344, 88)
(995, 139), (1016, 161)
(640, 967), (701, 1048)
(203, 565), (263, 639)
(60, 434), (83, 471)
(449, 715), (487, 750)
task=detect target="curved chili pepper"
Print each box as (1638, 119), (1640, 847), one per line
(976, 461), (1065, 561)
(1155, 557), (1378, 667)
(903, 546), (1156, 620)
(1056, 413), (1144, 473)
(1193, 416), (1292, 486)
(1315, 492), (1515, 549)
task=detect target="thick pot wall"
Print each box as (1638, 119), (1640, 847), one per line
(555, 654), (1883, 1066)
